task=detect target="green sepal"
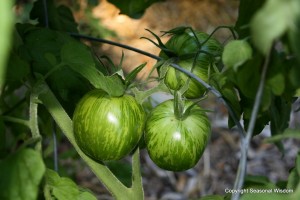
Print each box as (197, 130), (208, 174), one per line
(141, 29), (177, 57)
(125, 62), (147, 88)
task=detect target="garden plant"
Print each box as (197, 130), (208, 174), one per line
(1, 0), (300, 200)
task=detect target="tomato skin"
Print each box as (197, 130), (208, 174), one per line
(160, 30), (222, 98)
(164, 56), (211, 98)
(160, 31), (222, 58)
(145, 99), (211, 171)
(73, 90), (145, 161)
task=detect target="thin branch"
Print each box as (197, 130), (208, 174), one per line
(70, 32), (245, 137)
(29, 87), (42, 152)
(69, 33), (160, 60)
(52, 120), (58, 172)
(231, 47), (272, 200)
(42, 0), (49, 28)
(2, 116), (30, 128)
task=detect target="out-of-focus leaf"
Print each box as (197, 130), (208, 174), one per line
(199, 195), (224, 200)
(265, 129), (300, 142)
(31, 0), (78, 32)
(241, 193), (288, 200)
(251, 0), (300, 54)
(288, 13), (300, 63)
(235, 0), (266, 38)
(0, 118), (5, 158)
(107, 0), (163, 19)
(222, 40), (252, 71)
(0, 148), (45, 200)
(44, 169), (97, 200)
(5, 52), (30, 91)
(269, 97), (292, 141)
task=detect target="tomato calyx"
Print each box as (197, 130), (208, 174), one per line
(93, 53), (147, 98)
(141, 29), (177, 58)
(173, 91), (210, 121)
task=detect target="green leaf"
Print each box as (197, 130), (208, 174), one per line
(240, 193), (288, 200)
(5, 52), (30, 91)
(125, 62), (147, 87)
(265, 129), (300, 142)
(61, 40), (125, 96)
(0, 0), (14, 88)
(266, 67), (285, 96)
(0, 148), (46, 200)
(269, 97), (292, 140)
(251, 0), (300, 54)
(44, 169), (97, 200)
(288, 12), (300, 63)
(199, 195), (224, 200)
(235, 0), (266, 38)
(287, 152), (300, 190)
(222, 40), (252, 71)
(0, 118), (5, 158)
(31, 0), (78, 32)
(107, 0), (163, 19)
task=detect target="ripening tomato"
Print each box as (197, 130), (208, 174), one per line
(73, 90), (145, 161)
(159, 30), (222, 98)
(145, 99), (211, 171)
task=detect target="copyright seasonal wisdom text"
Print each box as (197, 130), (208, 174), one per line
(225, 188), (294, 195)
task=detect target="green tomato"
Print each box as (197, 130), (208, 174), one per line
(159, 30), (222, 98)
(160, 31), (222, 58)
(145, 99), (211, 171)
(73, 90), (145, 161)
(164, 55), (211, 98)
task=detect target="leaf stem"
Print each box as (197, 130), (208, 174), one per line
(231, 47), (271, 200)
(131, 148), (144, 200)
(29, 85), (43, 152)
(2, 116), (30, 127)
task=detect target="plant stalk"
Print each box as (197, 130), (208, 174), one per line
(231, 48), (271, 200)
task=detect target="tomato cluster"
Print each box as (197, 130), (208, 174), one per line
(73, 29), (217, 171)
(159, 29), (222, 99)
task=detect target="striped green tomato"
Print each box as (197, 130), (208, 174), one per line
(73, 90), (145, 161)
(159, 30), (222, 99)
(145, 99), (211, 171)
(164, 56), (211, 99)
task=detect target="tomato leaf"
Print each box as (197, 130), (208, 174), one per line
(44, 169), (97, 200)
(251, 0), (300, 54)
(199, 195), (224, 200)
(5, 52), (30, 92)
(31, 0), (78, 32)
(0, 148), (45, 200)
(269, 97), (291, 140)
(288, 14), (300, 63)
(235, 0), (266, 39)
(222, 40), (252, 71)
(107, 0), (163, 19)
(0, 118), (5, 158)
(61, 40), (125, 96)
(265, 129), (300, 143)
